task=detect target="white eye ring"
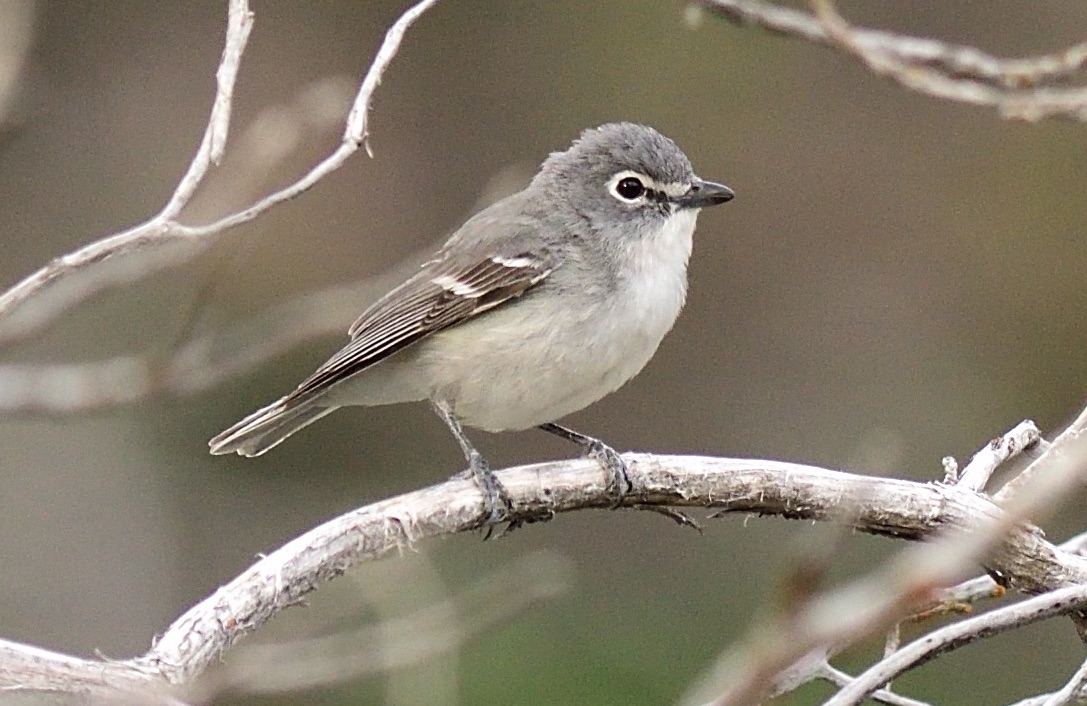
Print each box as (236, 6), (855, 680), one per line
(607, 171), (649, 202)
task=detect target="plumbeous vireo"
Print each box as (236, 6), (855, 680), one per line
(210, 123), (734, 525)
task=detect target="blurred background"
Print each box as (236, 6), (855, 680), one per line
(1, 1), (1086, 704)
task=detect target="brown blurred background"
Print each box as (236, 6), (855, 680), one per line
(1, 1), (1087, 704)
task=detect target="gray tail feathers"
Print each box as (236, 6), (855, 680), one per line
(208, 397), (338, 457)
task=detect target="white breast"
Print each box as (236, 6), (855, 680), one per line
(418, 209), (700, 431)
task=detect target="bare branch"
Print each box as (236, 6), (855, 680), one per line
(693, 0), (1087, 121)
(0, 0), (253, 345)
(177, 0), (441, 238)
(919, 529), (1087, 619)
(956, 419), (1041, 492)
(161, 0), (254, 216)
(698, 417), (1087, 706)
(157, 453), (1023, 686)
(823, 584), (1087, 706)
(0, 638), (173, 704)
(995, 405), (1087, 504)
(821, 663), (932, 706)
(687, 528), (1087, 706)
(4, 451), (1086, 698)
(809, 0), (1087, 121)
(697, 0), (1087, 88)
(0, 0), (440, 346)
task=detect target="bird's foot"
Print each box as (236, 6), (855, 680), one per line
(455, 451), (514, 537)
(537, 423), (632, 508)
(585, 438), (632, 508)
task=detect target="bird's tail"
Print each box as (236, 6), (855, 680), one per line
(208, 397), (337, 457)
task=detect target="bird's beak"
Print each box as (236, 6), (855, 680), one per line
(677, 179), (734, 210)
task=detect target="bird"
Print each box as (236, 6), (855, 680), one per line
(209, 122), (734, 526)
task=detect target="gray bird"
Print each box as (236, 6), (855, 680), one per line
(209, 122), (733, 525)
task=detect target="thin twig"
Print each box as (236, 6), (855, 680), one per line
(162, 0), (253, 216)
(808, 0), (1087, 122)
(821, 663), (932, 706)
(696, 0), (1087, 89)
(994, 405), (1087, 503)
(176, 0), (441, 238)
(823, 584), (1087, 706)
(0, 0), (440, 346)
(0, 0), (253, 345)
(694, 0), (1087, 121)
(701, 419), (1087, 706)
(956, 419), (1041, 492)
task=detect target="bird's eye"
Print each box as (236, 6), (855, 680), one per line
(614, 176), (646, 201)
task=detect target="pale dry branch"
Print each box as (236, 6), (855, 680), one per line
(0, 0), (440, 346)
(693, 0), (1087, 121)
(687, 544), (1081, 706)
(709, 646), (934, 706)
(956, 419), (1041, 492)
(823, 584), (1087, 706)
(808, 0), (1087, 122)
(821, 663), (932, 706)
(176, 0), (441, 240)
(919, 530), (1087, 618)
(699, 418), (1087, 706)
(0, 638), (177, 705)
(1010, 693), (1087, 706)
(995, 405), (1087, 504)
(695, 0), (1087, 88)
(0, 0), (253, 345)
(162, 0), (253, 216)
(3, 452), (1087, 700)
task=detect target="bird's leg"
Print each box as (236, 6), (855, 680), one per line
(538, 422), (631, 506)
(432, 400), (512, 529)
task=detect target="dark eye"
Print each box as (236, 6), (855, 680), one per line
(615, 176), (645, 200)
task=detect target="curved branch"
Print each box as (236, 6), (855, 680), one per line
(2, 453), (1086, 700)
(697, 0), (1087, 88)
(695, 0), (1087, 121)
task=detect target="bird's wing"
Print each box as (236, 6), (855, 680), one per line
(288, 251), (553, 400)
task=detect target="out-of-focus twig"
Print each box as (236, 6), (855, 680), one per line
(919, 530), (1087, 618)
(808, 0), (1087, 122)
(955, 419), (1041, 492)
(0, 267), (418, 413)
(0, 0), (440, 345)
(695, 418), (1087, 706)
(194, 551), (571, 698)
(693, 0), (1087, 121)
(0, 0), (35, 130)
(0, 0), (253, 344)
(823, 584), (1087, 706)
